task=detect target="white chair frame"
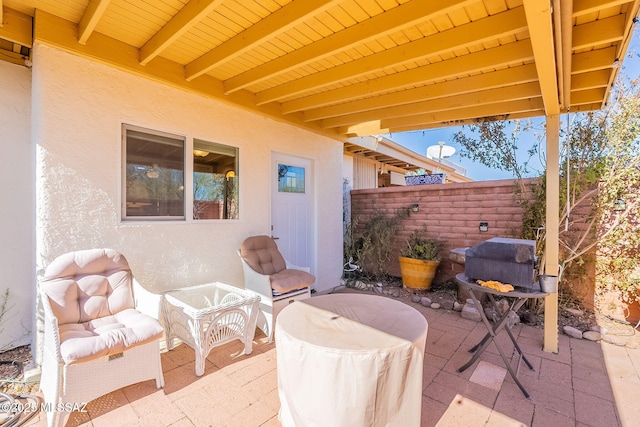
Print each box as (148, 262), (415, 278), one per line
(39, 279), (165, 427)
(238, 250), (311, 342)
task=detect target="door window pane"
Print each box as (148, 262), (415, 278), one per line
(193, 139), (238, 219)
(123, 125), (185, 220)
(278, 164), (305, 193)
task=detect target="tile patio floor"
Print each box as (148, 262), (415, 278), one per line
(22, 292), (640, 427)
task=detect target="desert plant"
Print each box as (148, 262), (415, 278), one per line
(350, 209), (407, 280)
(400, 227), (445, 261)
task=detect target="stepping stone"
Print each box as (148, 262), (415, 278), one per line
(469, 361), (507, 391)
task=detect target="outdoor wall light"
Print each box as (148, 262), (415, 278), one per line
(479, 222), (489, 232)
(614, 198), (626, 211)
(411, 203), (419, 212)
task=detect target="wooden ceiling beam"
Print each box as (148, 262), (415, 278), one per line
(342, 121), (390, 137)
(560, 0), (573, 107)
(565, 103), (600, 113)
(338, 109), (544, 137)
(223, 0), (479, 94)
(0, 6), (32, 47)
(571, 70), (610, 90)
(572, 15), (626, 50)
(381, 98), (544, 129)
(140, 0), (224, 66)
(304, 62), (538, 122)
(283, 39), (534, 114)
(78, 0), (111, 45)
(256, 7), (528, 105)
(321, 81), (542, 129)
(573, 0), (630, 17)
(0, 47), (27, 66)
(523, 0), (559, 115)
(570, 88), (607, 105)
(384, 110), (547, 134)
(185, 0), (340, 81)
(571, 46), (617, 73)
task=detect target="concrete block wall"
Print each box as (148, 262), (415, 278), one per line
(350, 178), (537, 282)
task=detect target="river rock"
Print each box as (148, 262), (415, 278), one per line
(411, 295), (422, 303)
(453, 301), (463, 312)
(582, 331), (601, 341)
(430, 302), (441, 309)
(441, 299), (454, 310)
(421, 297), (432, 307)
(521, 313), (537, 325)
(563, 325), (583, 339)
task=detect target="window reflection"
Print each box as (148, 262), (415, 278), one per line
(124, 127), (185, 219)
(193, 140), (238, 219)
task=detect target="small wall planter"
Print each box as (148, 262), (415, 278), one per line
(404, 173), (444, 185)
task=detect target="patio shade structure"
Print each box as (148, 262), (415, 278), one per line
(1, 0), (639, 352)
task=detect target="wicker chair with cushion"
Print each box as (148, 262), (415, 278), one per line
(39, 249), (165, 427)
(238, 235), (315, 342)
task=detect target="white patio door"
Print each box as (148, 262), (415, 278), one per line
(271, 153), (314, 276)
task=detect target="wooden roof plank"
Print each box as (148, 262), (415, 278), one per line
(185, 0), (341, 80)
(223, 0), (478, 94)
(256, 6), (529, 105)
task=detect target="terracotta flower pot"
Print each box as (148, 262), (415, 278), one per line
(399, 256), (440, 290)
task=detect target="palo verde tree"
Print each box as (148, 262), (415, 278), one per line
(452, 77), (640, 308)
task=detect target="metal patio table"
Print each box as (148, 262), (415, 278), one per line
(455, 273), (549, 399)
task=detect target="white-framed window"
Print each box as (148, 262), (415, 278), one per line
(122, 124), (185, 220)
(121, 124), (239, 221)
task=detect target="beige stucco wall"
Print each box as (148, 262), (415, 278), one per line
(0, 60), (33, 350)
(31, 43), (343, 296)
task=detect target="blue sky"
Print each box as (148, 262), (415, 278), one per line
(389, 29), (640, 181)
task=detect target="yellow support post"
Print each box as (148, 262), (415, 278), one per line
(544, 114), (560, 353)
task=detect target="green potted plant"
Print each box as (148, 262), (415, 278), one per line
(398, 227), (446, 290)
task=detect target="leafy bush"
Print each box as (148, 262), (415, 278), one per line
(399, 227), (445, 261)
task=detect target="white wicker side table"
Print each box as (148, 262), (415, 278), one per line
(163, 282), (261, 376)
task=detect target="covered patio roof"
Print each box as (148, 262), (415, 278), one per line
(1, 1), (638, 353)
(1, 0), (638, 140)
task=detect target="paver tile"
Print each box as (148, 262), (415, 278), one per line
(19, 300), (640, 427)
